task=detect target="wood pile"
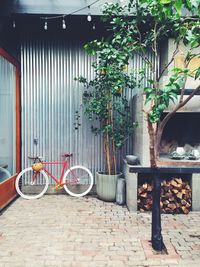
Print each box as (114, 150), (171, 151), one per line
(137, 177), (192, 214)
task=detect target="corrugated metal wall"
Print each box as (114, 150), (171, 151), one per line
(20, 39), (155, 184)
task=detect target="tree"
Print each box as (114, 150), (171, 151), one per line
(100, 0), (200, 168)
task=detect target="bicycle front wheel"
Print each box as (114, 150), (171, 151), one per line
(63, 165), (93, 197)
(15, 167), (49, 200)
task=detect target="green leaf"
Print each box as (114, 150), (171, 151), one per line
(175, 0), (183, 16)
(191, 0), (199, 8)
(169, 95), (176, 103)
(160, 0), (172, 4)
(145, 93), (157, 104)
(195, 67), (200, 80)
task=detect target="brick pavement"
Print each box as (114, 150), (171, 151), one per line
(0, 195), (200, 267)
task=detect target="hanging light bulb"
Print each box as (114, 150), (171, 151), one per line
(87, 6), (92, 22)
(44, 20), (48, 30)
(62, 18), (66, 30)
(87, 13), (92, 22)
(13, 20), (16, 29)
(92, 23), (96, 30)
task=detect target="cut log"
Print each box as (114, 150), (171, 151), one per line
(167, 203), (177, 210)
(137, 177), (192, 214)
(138, 187), (145, 194)
(181, 206), (190, 214)
(147, 185), (153, 191)
(163, 199), (170, 205)
(176, 192), (183, 199)
(172, 189), (179, 194)
(169, 196), (175, 202)
(143, 183), (148, 190)
(140, 192), (148, 198)
(182, 189), (186, 195)
(170, 180), (178, 187)
(174, 178), (182, 184)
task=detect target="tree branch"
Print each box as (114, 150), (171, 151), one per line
(152, 22), (161, 86)
(157, 42), (179, 82)
(179, 54), (197, 103)
(179, 58), (189, 103)
(138, 52), (154, 69)
(135, 26), (154, 70)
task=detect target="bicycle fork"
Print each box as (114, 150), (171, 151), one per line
(30, 171), (39, 185)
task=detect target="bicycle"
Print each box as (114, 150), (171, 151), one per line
(15, 154), (94, 200)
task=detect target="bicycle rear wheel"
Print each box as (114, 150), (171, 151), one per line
(15, 167), (49, 200)
(63, 165), (93, 197)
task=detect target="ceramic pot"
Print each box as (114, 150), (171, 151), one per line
(96, 172), (121, 202)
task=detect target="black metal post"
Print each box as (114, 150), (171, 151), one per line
(151, 170), (164, 251)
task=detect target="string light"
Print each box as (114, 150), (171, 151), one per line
(40, 0), (100, 29)
(44, 20), (48, 30)
(92, 23), (96, 30)
(87, 6), (92, 22)
(62, 18), (66, 30)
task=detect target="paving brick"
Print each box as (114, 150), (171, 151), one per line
(0, 195), (200, 266)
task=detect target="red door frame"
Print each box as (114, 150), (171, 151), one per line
(0, 48), (20, 173)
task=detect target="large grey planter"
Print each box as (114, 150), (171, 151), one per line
(96, 172), (121, 202)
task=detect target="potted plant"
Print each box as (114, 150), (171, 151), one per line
(76, 3), (137, 201)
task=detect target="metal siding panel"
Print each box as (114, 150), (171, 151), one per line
(21, 39), (156, 184)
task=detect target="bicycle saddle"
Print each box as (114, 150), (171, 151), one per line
(28, 155), (44, 161)
(61, 153), (73, 158)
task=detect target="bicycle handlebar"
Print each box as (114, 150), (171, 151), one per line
(28, 156), (44, 161)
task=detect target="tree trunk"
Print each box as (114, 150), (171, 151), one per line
(151, 171), (164, 251)
(147, 118), (157, 168)
(112, 139), (117, 175)
(105, 131), (111, 175)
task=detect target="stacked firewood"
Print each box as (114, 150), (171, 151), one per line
(137, 177), (192, 214)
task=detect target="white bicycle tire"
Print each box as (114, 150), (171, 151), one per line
(63, 165), (93, 197)
(15, 167), (49, 200)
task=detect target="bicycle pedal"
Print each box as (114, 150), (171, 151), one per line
(54, 184), (64, 190)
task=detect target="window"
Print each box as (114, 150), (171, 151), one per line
(0, 49), (20, 181)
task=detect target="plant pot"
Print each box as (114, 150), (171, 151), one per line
(0, 174), (17, 210)
(96, 172), (121, 202)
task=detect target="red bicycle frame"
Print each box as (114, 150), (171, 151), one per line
(35, 159), (79, 186)
(42, 160), (68, 185)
